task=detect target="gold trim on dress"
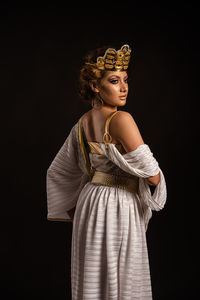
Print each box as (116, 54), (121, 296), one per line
(47, 217), (72, 222)
(91, 170), (139, 194)
(78, 117), (94, 178)
(87, 141), (105, 155)
(87, 141), (125, 155)
(103, 111), (119, 149)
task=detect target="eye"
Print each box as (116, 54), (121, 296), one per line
(110, 79), (118, 84)
(124, 77), (129, 83)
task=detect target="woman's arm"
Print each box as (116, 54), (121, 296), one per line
(110, 111), (161, 186)
(145, 173), (161, 186)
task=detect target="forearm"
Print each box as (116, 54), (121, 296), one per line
(146, 171), (161, 186)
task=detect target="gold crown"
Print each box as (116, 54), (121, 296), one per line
(86, 44), (131, 71)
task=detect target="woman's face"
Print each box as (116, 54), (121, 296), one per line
(96, 71), (129, 107)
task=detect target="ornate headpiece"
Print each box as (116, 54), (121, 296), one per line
(86, 44), (132, 71)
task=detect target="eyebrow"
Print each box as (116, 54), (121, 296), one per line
(108, 75), (128, 79)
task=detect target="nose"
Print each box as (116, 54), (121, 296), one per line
(120, 82), (127, 93)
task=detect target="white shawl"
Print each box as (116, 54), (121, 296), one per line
(99, 143), (167, 229)
(46, 121), (167, 229)
(46, 123), (90, 222)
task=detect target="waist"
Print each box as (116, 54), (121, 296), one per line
(90, 171), (139, 194)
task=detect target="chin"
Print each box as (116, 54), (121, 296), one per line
(118, 101), (126, 107)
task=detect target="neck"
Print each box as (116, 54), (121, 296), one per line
(92, 103), (118, 113)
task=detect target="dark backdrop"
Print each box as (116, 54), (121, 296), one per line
(1, 2), (198, 300)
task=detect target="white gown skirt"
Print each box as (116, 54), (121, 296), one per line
(71, 181), (152, 300)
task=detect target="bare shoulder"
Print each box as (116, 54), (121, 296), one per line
(111, 110), (139, 129)
(110, 110), (145, 152)
(114, 110), (132, 119)
(81, 109), (93, 123)
(81, 110), (91, 119)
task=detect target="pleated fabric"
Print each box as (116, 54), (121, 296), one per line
(46, 121), (167, 300)
(72, 183), (152, 300)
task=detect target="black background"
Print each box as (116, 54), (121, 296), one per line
(1, 1), (198, 299)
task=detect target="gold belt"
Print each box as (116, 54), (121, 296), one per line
(91, 171), (139, 194)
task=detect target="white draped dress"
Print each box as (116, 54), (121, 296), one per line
(46, 116), (167, 300)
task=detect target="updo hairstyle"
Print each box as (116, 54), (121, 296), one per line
(78, 46), (110, 103)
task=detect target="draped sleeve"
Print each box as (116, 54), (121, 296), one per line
(99, 143), (167, 230)
(46, 122), (90, 222)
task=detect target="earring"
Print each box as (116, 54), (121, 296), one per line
(91, 98), (95, 107)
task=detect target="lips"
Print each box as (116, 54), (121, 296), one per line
(119, 95), (127, 99)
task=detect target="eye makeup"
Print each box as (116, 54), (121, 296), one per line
(108, 76), (128, 84)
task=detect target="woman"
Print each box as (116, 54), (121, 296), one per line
(46, 44), (167, 300)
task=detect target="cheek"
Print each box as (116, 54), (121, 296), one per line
(102, 84), (119, 96)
